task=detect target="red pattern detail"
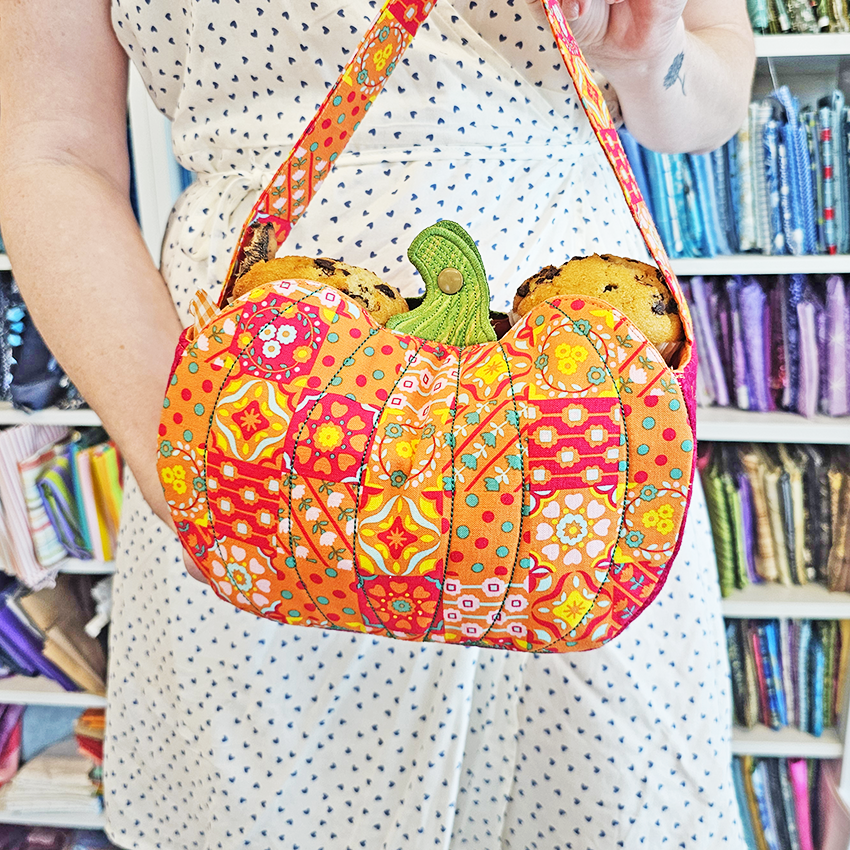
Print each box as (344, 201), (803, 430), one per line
(233, 400), (270, 438)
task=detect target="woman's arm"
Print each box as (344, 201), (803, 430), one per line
(563, 0), (756, 154)
(0, 0), (201, 574)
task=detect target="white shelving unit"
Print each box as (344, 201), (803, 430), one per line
(672, 254), (850, 277)
(0, 402), (102, 428)
(731, 725), (844, 759)
(697, 407), (850, 445)
(680, 36), (850, 818)
(0, 676), (105, 708)
(0, 810), (105, 830)
(723, 584), (850, 621)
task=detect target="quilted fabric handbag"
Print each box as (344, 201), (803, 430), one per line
(158, 0), (699, 652)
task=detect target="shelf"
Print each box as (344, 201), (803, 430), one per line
(722, 583), (850, 620)
(732, 724), (843, 758)
(0, 676), (106, 708)
(0, 809), (104, 830)
(671, 254), (850, 277)
(58, 558), (115, 575)
(0, 256), (9, 272)
(0, 403), (101, 427)
(754, 33), (850, 58)
(696, 408), (850, 445)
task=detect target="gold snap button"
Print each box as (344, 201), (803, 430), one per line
(437, 268), (464, 294)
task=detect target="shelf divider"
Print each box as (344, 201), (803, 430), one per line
(697, 408), (850, 445)
(0, 675), (106, 708)
(721, 583), (850, 620)
(732, 725), (843, 758)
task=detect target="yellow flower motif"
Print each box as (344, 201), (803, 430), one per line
(475, 358), (504, 384)
(556, 345), (588, 376)
(657, 519), (674, 535)
(293, 345), (312, 363)
(315, 423), (344, 451)
(658, 504), (674, 519)
(396, 441), (413, 459)
(162, 464), (187, 494)
(642, 510), (659, 528)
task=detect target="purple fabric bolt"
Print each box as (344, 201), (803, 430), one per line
(784, 274), (805, 411)
(688, 277), (729, 407)
(796, 300), (820, 418)
(826, 275), (849, 416)
(0, 703), (24, 753)
(740, 278), (771, 411)
(726, 278), (751, 410)
(737, 472), (758, 583)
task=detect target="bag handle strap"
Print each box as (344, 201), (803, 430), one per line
(216, 0), (690, 352)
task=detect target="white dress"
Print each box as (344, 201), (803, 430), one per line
(106, 2), (744, 848)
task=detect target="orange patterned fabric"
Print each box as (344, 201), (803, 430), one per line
(166, 0), (699, 652)
(160, 281), (695, 651)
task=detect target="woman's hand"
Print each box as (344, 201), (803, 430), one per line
(540, 0), (755, 154)
(563, 0), (688, 72)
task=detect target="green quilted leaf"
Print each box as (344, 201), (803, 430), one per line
(384, 221), (496, 347)
(484, 478), (500, 492)
(461, 454), (478, 470)
(506, 454), (523, 470)
(465, 411), (480, 425)
(482, 432), (497, 448)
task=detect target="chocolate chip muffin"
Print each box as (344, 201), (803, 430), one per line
(231, 256), (409, 325)
(511, 253), (683, 349)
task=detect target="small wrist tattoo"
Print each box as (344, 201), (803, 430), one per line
(663, 51), (686, 96)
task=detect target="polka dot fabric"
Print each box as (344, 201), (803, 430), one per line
(106, 2), (743, 848)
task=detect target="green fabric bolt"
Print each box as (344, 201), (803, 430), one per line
(385, 221), (497, 348)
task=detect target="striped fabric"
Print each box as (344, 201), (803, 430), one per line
(819, 107), (837, 255)
(831, 92), (848, 253)
(0, 425), (68, 589)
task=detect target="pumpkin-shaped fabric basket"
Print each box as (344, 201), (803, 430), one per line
(158, 0), (698, 653)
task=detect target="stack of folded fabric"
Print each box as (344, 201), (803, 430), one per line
(620, 84), (850, 258)
(726, 618), (845, 734)
(0, 737), (101, 822)
(683, 274), (849, 418)
(0, 573), (110, 694)
(0, 576), (79, 690)
(0, 423), (124, 589)
(700, 442), (850, 595)
(73, 709), (104, 801)
(733, 757), (821, 850)
(746, 0), (850, 33)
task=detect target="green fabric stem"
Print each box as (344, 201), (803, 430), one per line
(385, 221), (497, 348)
